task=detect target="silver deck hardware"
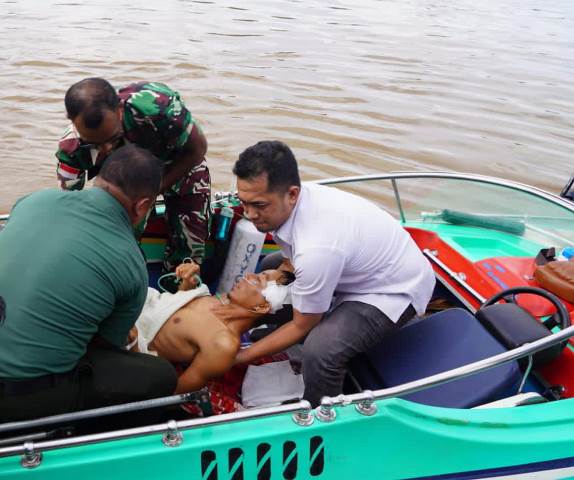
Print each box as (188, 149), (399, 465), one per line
(423, 248), (486, 305)
(316, 399), (336, 423)
(20, 442), (42, 469)
(292, 400), (314, 426)
(162, 420), (183, 447)
(355, 391), (377, 416)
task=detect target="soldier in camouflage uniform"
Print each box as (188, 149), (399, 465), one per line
(56, 78), (211, 270)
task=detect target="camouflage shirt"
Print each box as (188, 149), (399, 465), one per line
(56, 82), (196, 190)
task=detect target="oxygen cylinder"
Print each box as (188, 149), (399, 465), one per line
(214, 205), (234, 241)
(216, 218), (266, 293)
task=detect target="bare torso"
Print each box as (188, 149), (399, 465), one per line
(149, 296), (239, 363)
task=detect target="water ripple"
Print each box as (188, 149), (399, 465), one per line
(1, 0), (574, 210)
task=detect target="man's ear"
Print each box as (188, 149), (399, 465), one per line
(133, 197), (153, 223)
(287, 185), (300, 206)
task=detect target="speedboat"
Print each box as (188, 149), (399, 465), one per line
(2, 171), (574, 479)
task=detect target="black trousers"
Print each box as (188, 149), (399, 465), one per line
(0, 343), (177, 423)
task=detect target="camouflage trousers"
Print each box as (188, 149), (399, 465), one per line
(163, 158), (211, 271)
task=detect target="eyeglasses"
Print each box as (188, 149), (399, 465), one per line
(79, 131), (124, 151)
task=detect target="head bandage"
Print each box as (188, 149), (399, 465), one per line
(261, 281), (292, 314)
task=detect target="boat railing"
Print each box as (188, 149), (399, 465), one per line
(422, 248), (485, 310)
(0, 392), (208, 436)
(2, 321), (574, 461)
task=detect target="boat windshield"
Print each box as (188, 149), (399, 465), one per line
(320, 174), (574, 255)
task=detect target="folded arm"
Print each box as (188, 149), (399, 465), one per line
(175, 330), (239, 394)
(161, 125), (207, 192)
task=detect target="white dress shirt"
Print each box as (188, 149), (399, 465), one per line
(273, 183), (435, 322)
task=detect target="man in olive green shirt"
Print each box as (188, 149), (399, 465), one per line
(0, 145), (177, 422)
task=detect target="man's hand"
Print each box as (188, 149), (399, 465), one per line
(126, 327), (139, 351)
(176, 261), (201, 290)
(127, 326), (138, 343)
(234, 310), (323, 365)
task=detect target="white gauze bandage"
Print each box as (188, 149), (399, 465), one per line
(261, 281), (292, 313)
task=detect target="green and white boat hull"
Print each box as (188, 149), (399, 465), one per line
(2, 396), (574, 479)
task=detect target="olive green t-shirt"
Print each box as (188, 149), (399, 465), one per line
(0, 188), (147, 379)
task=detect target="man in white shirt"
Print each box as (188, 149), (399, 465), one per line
(233, 140), (436, 406)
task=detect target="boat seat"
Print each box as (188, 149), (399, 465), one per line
(476, 303), (561, 368)
(350, 308), (522, 408)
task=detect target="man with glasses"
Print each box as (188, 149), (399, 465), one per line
(56, 78), (211, 271)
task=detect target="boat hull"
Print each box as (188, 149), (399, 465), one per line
(3, 398), (574, 479)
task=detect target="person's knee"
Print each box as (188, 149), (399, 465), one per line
(127, 355), (178, 399)
(302, 334), (332, 371)
(146, 357), (178, 396)
(303, 324), (354, 374)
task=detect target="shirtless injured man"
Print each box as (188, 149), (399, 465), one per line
(130, 263), (294, 394)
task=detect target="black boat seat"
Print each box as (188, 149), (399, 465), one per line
(476, 303), (561, 368)
(350, 308), (522, 408)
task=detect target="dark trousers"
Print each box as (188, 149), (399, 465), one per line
(260, 252), (416, 407)
(303, 301), (416, 407)
(0, 344), (177, 423)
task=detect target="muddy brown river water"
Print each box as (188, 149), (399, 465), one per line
(1, 0), (573, 212)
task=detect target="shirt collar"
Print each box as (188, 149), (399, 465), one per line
(273, 184), (306, 246)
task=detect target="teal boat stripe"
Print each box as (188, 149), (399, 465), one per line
(228, 452), (244, 478)
(257, 450), (272, 473)
(310, 442), (324, 466)
(201, 461), (217, 480)
(283, 448), (297, 468)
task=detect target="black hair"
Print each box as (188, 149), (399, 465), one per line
(64, 78), (120, 128)
(233, 140), (301, 192)
(99, 145), (162, 201)
(278, 270), (296, 286)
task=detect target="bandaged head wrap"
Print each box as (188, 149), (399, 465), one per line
(261, 281), (292, 314)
